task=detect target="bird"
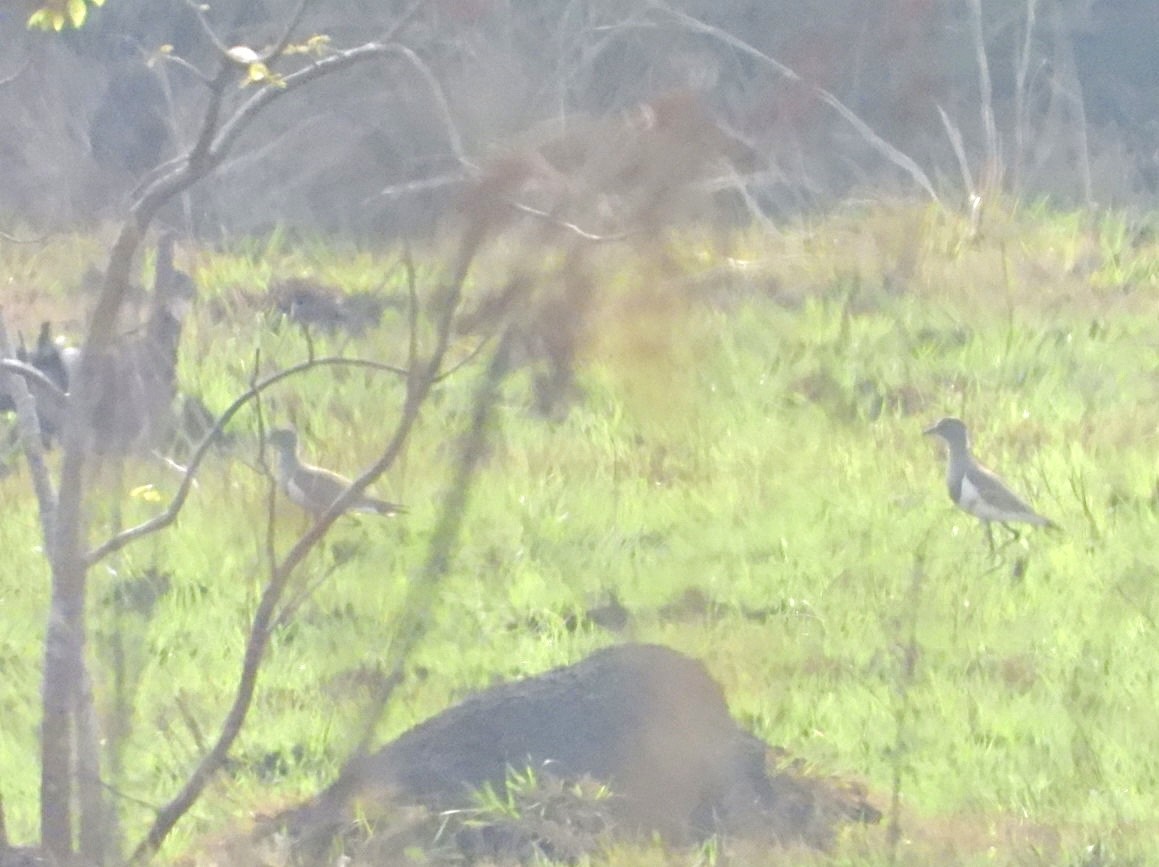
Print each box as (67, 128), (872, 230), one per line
(1, 321), (71, 446)
(266, 428), (405, 519)
(923, 417), (1056, 551)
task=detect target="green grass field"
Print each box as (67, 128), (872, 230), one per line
(1, 202), (1158, 864)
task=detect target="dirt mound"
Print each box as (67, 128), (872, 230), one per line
(272, 643), (877, 863)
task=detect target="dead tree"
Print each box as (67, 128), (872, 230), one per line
(87, 231), (195, 458)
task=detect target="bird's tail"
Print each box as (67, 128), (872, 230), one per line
(368, 498), (406, 516)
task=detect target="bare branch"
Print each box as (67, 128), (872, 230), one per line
(373, 0), (432, 43)
(344, 328), (517, 774)
(967, 0), (1001, 192)
(126, 522), (296, 865)
(646, 0), (940, 204)
(370, 171), (466, 201)
(207, 44), (389, 167)
(127, 363), (413, 863)
(75, 663), (108, 862)
(0, 55), (32, 88)
(0, 316), (57, 544)
(350, 328), (515, 765)
(155, 52), (214, 87)
(936, 104), (976, 196)
(643, 2), (799, 82)
(0, 358), (68, 409)
(0, 229), (49, 244)
(86, 356), (407, 567)
(813, 90), (940, 203)
(1013, 0), (1040, 193)
(387, 43), (473, 171)
(48, 5), (450, 860)
(272, 555), (345, 630)
(1047, 5), (1093, 207)
(375, 180), (631, 244)
(260, 0), (313, 63)
(128, 200), (488, 862)
(505, 200), (632, 242)
(31, 8), (440, 864)
(403, 242), (419, 378)
(181, 0), (234, 59)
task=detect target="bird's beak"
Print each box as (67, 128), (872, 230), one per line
(922, 424), (937, 436)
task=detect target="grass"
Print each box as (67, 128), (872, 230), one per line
(1, 199), (1159, 864)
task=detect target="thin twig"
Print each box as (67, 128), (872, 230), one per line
(646, 0), (940, 203)
(128, 214), (484, 862)
(260, 0), (313, 63)
(403, 241), (419, 376)
(49, 12), (448, 865)
(0, 358), (68, 409)
(967, 0), (1001, 192)
(252, 348), (281, 589)
(644, 2), (799, 81)
(0, 315), (57, 546)
(0, 229), (49, 244)
(344, 329), (516, 770)
(936, 105), (975, 197)
(86, 355), (407, 567)
(1012, 0), (1040, 193)
(0, 55), (32, 88)
(814, 89), (940, 203)
(181, 0), (235, 59)
(156, 51), (213, 86)
(505, 200), (633, 242)
(273, 555), (345, 630)
(373, 0), (432, 43)
(386, 43), (473, 172)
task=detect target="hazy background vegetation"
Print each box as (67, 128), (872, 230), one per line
(1, 1), (1158, 865)
(1, 0), (1157, 235)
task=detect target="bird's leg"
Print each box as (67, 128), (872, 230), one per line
(998, 523), (1022, 551)
(984, 520), (995, 554)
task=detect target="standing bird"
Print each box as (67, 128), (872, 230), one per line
(0, 322), (72, 447)
(267, 428), (405, 519)
(924, 417), (1056, 551)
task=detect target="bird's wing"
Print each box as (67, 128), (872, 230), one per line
(967, 463), (1049, 523)
(298, 466), (404, 516)
(295, 466), (350, 511)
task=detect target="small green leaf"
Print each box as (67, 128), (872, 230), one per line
(146, 43), (174, 68)
(285, 34), (332, 57)
(67, 0), (87, 28)
(129, 485), (162, 503)
(26, 9), (53, 30)
(238, 62), (285, 89)
(28, 1), (101, 31)
(245, 62), (270, 83)
(27, 8), (66, 30)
